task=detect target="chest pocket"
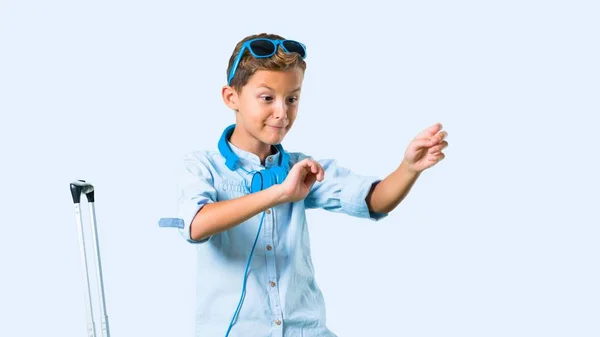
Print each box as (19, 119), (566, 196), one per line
(217, 178), (248, 200)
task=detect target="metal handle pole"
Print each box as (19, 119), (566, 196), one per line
(88, 201), (111, 337)
(70, 180), (111, 337)
(73, 201), (97, 337)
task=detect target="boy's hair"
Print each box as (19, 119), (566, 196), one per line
(226, 33), (307, 93)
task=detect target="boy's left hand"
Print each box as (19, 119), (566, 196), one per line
(402, 122), (448, 173)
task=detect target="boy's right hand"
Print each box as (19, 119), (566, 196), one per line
(279, 158), (325, 203)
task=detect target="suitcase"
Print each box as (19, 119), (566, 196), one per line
(70, 180), (111, 337)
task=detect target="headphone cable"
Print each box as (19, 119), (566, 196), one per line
(224, 208), (267, 337)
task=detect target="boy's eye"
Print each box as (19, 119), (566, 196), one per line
(259, 95), (298, 103)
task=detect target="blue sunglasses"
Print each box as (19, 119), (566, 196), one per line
(227, 38), (307, 85)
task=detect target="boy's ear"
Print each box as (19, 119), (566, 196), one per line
(222, 85), (239, 111)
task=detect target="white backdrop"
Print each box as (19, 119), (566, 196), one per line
(1, 0), (598, 336)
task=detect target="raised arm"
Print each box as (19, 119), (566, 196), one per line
(367, 123), (448, 214)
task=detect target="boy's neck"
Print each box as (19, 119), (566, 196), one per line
(229, 128), (275, 166)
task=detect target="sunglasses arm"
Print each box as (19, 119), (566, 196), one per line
(228, 46), (247, 85)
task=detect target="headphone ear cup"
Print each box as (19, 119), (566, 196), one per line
(249, 166), (289, 194)
(261, 169), (275, 190)
(250, 171), (264, 193)
(269, 166), (288, 184)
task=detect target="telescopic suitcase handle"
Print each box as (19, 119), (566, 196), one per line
(70, 180), (111, 337)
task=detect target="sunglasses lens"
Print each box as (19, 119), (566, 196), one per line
(282, 40), (306, 58)
(249, 40), (276, 57)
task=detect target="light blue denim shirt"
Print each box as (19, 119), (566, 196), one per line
(165, 141), (387, 337)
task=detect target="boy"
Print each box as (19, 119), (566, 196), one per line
(162, 33), (448, 337)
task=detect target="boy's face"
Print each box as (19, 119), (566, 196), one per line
(223, 67), (304, 147)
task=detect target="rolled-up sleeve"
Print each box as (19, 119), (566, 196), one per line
(177, 152), (218, 243)
(303, 157), (388, 221)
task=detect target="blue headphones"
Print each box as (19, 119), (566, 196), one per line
(218, 124), (290, 193)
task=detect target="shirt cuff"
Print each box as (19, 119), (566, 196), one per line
(339, 175), (388, 221)
(178, 198), (212, 244)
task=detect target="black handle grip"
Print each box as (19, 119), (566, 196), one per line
(70, 180), (95, 203)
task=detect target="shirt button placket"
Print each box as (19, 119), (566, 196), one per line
(263, 208), (283, 334)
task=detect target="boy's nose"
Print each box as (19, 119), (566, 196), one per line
(272, 102), (287, 119)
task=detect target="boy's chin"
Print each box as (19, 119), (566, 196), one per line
(260, 128), (288, 144)
(260, 133), (286, 145)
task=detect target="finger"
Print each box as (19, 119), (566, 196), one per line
(304, 171), (317, 185)
(411, 138), (435, 151)
(316, 162), (325, 181)
(306, 159), (323, 176)
(292, 159), (311, 176)
(428, 152), (445, 161)
(426, 131), (448, 147)
(415, 122), (443, 139)
(428, 141), (448, 154)
(310, 161), (318, 174)
(298, 158), (325, 181)
(302, 159), (316, 174)
(435, 131), (448, 142)
(297, 158), (314, 170)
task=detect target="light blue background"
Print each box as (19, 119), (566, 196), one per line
(1, 0), (598, 336)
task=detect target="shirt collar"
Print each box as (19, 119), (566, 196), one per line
(227, 141), (281, 169)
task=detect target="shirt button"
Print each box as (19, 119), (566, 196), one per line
(266, 245), (272, 251)
(270, 281), (276, 287)
(274, 319), (281, 325)
(268, 157), (273, 162)
(266, 209), (271, 214)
